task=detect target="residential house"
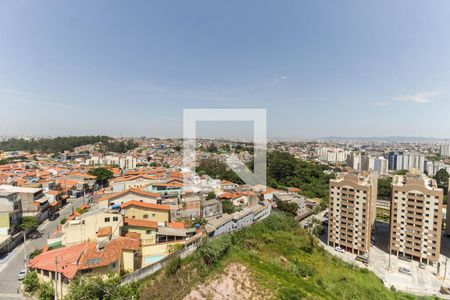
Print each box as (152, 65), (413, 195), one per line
(61, 207), (123, 246)
(201, 199), (222, 218)
(0, 191), (22, 237)
(98, 188), (160, 208)
(121, 200), (171, 223)
(29, 236), (140, 295)
(0, 185), (49, 223)
(111, 174), (160, 192)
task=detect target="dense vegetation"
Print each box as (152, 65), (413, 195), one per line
(100, 140), (139, 153)
(196, 158), (243, 184)
(140, 213), (428, 299)
(198, 151), (334, 208)
(0, 136), (111, 153)
(88, 167), (114, 186)
(23, 271), (54, 300)
(65, 273), (140, 300)
(434, 169), (449, 203)
(266, 151), (333, 200)
(378, 177), (393, 199)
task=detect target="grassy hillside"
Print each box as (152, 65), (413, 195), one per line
(140, 213), (433, 300)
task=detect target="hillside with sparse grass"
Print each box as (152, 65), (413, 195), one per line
(139, 213), (434, 300)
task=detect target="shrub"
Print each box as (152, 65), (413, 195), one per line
(199, 235), (232, 265)
(290, 262), (315, 278)
(37, 282), (54, 300)
(60, 217), (67, 225)
(29, 249), (42, 259)
(23, 270), (39, 293)
(166, 257), (182, 276)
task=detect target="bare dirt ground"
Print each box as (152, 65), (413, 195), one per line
(184, 263), (271, 300)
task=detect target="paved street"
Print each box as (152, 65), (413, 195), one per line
(0, 197), (86, 299)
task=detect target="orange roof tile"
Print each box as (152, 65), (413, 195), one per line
(121, 200), (170, 211)
(168, 222), (185, 229)
(99, 188), (159, 202)
(29, 243), (86, 279)
(124, 218), (158, 229)
(96, 226), (112, 237)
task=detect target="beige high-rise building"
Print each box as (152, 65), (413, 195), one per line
(328, 171), (378, 254)
(389, 170), (443, 264)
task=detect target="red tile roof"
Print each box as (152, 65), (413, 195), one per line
(96, 226), (112, 237)
(79, 237), (139, 270)
(121, 200), (170, 211)
(99, 188), (159, 202)
(168, 222), (185, 229)
(124, 218), (158, 229)
(29, 243), (86, 279)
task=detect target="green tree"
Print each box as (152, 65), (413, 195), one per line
(434, 169), (449, 203)
(20, 216), (38, 231)
(0, 136), (111, 153)
(206, 191), (216, 200)
(37, 282), (54, 300)
(378, 177), (392, 199)
(66, 273), (140, 300)
(29, 249), (42, 259)
(222, 199), (235, 214)
(23, 271), (40, 293)
(393, 169), (408, 175)
(434, 169), (449, 190)
(88, 167), (114, 187)
(277, 200), (299, 216)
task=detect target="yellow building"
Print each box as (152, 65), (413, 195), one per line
(121, 200), (171, 223)
(61, 207), (123, 246)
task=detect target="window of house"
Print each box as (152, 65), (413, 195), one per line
(143, 214), (149, 219)
(146, 230), (152, 234)
(104, 217), (110, 222)
(113, 216), (118, 222)
(110, 261), (117, 269)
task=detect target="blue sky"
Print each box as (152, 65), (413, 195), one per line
(1, 1), (450, 138)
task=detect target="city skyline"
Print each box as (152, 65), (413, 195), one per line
(1, 1), (450, 138)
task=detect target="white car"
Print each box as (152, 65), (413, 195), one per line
(334, 246), (345, 253)
(18, 269), (26, 280)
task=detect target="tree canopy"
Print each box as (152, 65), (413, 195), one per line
(0, 136), (111, 153)
(378, 177), (392, 199)
(88, 167), (114, 187)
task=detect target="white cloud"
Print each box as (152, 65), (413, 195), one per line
(273, 75), (287, 84)
(374, 101), (390, 107)
(393, 91), (440, 103)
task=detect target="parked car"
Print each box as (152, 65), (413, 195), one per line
(356, 255), (369, 265)
(399, 255), (412, 262)
(18, 269), (26, 280)
(399, 267), (412, 275)
(49, 213), (60, 221)
(334, 246), (345, 253)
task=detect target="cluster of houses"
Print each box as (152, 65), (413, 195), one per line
(20, 168), (275, 294)
(0, 144), (320, 295)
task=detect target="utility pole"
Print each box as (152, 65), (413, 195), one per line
(23, 231), (27, 272)
(442, 257), (448, 289)
(54, 256), (58, 300)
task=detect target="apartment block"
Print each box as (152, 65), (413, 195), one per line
(389, 170), (443, 264)
(328, 171), (378, 255)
